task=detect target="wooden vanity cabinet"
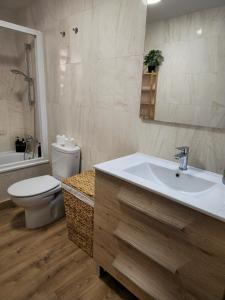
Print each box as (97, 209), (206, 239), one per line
(93, 170), (225, 300)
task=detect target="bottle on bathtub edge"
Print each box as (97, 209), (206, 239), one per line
(15, 137), (26, 153)
(38, 143), (42, 158)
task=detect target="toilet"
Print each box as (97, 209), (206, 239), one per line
(8, 143), (80, 229)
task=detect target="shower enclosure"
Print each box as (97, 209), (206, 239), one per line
(0, 20), (48, 173)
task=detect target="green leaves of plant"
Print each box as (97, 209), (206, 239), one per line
(144, 49), (164, 67)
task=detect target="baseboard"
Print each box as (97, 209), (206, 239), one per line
(0, 198), (16, 210)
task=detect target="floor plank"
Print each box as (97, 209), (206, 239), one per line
(0, 206), (137, 300)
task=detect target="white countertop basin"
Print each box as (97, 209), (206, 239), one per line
(95, 153), (225, 222)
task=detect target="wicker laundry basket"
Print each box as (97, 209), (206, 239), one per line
(62, 171), (95, 257)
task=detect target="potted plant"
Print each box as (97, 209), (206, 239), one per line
(144, 49), (164, 73)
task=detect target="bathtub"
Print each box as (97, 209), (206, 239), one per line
(0, 151), (49, 174)
(0, 151), (24, 165)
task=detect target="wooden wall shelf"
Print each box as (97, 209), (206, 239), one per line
(140, 72), (158, 120)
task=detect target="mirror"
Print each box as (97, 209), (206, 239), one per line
(141, 0), (225, 128)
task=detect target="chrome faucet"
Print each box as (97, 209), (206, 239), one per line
(175, 146), (189, 171)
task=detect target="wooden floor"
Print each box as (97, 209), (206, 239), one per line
(0, 206), (137, 300)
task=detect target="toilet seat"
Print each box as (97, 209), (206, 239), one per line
(8, 175), (62, 212)
(8, 175), (61, 198)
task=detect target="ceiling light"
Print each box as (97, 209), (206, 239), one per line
(147, 0), (161, 4)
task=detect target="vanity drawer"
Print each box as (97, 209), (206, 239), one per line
(94, 222), (153, 300)
(95, 170), (225, 259)
(95, 170), (194, 230)
(94, 214), (186, 300)
(95, 203), (225, 300)
(113, 240), (186, 300)
(118, 185), (225, 260)
(94, 171), (225, 300)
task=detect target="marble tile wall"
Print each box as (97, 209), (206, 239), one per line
(0, 8), (16, 23)
(13, 0), (225, 174)
(16, 33), (36, 142)
(0, 12), (35, 152)
(0, 25), (25, 152)
(145, 6), (225, 128)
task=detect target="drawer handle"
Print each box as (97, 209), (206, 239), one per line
(117, 188), (193, 231)
(114, 222), (190, 274)
(113, 252), (184, 300)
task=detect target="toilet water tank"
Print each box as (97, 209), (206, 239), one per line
(51, 143), (80, 181)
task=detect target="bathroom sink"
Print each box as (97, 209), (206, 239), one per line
(125, 162), (215, 194)
(95, 153), (225, 222)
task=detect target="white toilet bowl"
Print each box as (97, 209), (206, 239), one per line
(7, 143), (80, 229)
(8, 175), (64, 229)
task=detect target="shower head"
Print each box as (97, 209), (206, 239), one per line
(10, 69), (32, 82)
(10, 69), (27, 78)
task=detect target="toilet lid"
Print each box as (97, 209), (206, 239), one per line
(8, 175), (60, 198)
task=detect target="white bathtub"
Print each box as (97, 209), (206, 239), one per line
(0, 151), (24, 165)
(0, 151), (48, 173)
